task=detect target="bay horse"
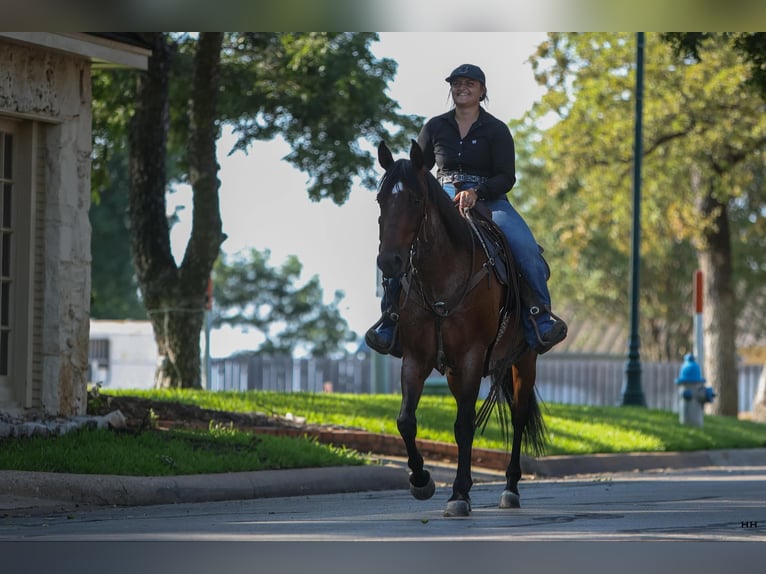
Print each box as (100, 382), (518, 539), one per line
(375, 140), (546, 517)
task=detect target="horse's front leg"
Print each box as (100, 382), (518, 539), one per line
(444, 361), (482, 517)
(397, 358), (435, 500)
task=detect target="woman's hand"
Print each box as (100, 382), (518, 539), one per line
(455, 188), (478, 211)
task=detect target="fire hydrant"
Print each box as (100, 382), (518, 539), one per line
(675, 354), (716, 427)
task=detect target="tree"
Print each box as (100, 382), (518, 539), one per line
(754, 366), (766, 423)
(661, 33), (766, 98)
(90, 153), (146, 320)
(661, 32), (766, 421)
(97, 33), (420, 388)
(128, 32), (224, 389)
(91, 67), (147, 319)
(517, 33), (766, 415)
(212, 249), (355, 356)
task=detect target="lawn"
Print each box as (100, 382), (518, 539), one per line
(0, 421), (364, 476)
(2, 388), (764, 476)
(99, 388), (766, 455)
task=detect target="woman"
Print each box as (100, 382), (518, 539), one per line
(366, 64), (567, 356)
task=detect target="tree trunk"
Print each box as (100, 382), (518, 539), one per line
(694, 168), (739, 416)
(128, 33), (225, 389)
(752, 363), (766, 422)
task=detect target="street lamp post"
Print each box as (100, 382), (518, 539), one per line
(621, 32), (647, 407)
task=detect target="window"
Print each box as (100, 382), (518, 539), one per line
(0, 129), (12, 379)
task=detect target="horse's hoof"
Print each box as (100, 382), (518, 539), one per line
(444, 499), (471, 517)
(409, 475), (436, 500)
(499, 490), (521, 509)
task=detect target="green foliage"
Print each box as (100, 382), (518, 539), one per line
(219, 33), (422, 203)
(662, 33), (766, 99)
(0, 426), (364, 475)
(89, 150), (146, 319)
(90, 33), (419, 334)
(515, 33), (766, 359)
(212, 249), (356, 356)
(101, 389), (766, 456)
(90, 69), (146, 318)
(169, 32), (422, 203)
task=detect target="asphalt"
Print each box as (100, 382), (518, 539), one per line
(2, 447), (766, 516)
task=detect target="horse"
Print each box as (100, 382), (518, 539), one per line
(374, 139), (547, 517)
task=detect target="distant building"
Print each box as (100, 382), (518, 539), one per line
(89, 320), (158, 390)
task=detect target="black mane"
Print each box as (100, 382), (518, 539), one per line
(378, 159), (472, 247)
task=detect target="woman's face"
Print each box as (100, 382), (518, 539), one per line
(450, 77), (484, 106)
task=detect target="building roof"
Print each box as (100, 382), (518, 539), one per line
(85, 33), (153, 51)
(0, 32), (151, 70)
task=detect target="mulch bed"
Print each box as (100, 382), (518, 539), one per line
(89, 394), (512, 471)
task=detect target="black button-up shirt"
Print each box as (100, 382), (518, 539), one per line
(416, 107), (516, 201)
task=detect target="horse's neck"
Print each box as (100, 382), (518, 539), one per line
(415, 204), (475, 277)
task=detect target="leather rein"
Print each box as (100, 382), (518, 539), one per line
(393, 174), (502, 372)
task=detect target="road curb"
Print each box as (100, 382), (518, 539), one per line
(254, 426), (766, 476)
(0, 464), (409, 510)
(521, 447), (766, 476)
(3, 448), (766, 514)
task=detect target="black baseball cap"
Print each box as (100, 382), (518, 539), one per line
(445, 64), (486, 85)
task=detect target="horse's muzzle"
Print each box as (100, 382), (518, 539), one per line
(377, 251), (406, 277)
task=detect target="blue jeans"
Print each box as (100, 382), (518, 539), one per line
(484, 197), (555, 348)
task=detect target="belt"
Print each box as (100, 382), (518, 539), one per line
(438, 172), (488, 186)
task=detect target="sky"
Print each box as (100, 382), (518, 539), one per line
(168, 32), (549, 357)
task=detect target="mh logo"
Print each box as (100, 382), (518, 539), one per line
(740, 521), (758, 529)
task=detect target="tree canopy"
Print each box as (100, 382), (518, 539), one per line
(212, 249), (355, 357)
(514, 32), (766, 361)
(91, 33), (420, 387)
(171, 33), (421, 202)
(513, 32), (766, 413)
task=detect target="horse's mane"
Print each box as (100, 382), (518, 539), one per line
(378, 159), (472, 248)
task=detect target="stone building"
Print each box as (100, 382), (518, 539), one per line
(0, 33), (150, 416)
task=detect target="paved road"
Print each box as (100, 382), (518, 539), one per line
(3, 465), (764, 542)
(2, 463), (765, 574)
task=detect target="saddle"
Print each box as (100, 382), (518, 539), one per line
(466, 202), (513, 286)
(467, 201), (552, 284)
(464, 201), (556, 350)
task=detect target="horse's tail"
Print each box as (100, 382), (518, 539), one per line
(475, 369), (548, 457)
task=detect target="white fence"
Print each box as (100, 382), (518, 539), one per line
(210, 353), (764, 414)
(210, 355), (373, 394)
(537, 354), (762, 413)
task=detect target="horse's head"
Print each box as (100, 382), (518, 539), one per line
(375, 140), (428, 277)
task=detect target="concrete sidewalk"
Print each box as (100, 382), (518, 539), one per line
(2, 447), (765, 516)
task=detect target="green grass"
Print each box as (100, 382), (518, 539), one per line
(0, 422), (364, 476)
(101, 388), (766, 455)
(3, 389), (764, 477)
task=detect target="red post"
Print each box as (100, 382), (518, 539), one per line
(694, 269), (703, 314)
(693, 270), (704, 372)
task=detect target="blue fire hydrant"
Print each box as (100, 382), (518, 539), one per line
(675, 354), (716, 427)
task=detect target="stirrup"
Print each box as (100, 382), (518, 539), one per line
(529, 306), (567, 354)
(364, 315), (401, 357)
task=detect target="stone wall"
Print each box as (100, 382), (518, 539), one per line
(0, 38), (93, 416)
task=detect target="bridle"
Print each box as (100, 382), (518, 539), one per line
(391, 171), (493, 320)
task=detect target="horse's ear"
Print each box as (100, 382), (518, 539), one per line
(378, 141), (394, 170)
(409, 139), (423, 170)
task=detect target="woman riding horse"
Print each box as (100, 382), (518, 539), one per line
(366, 63), (567, 357)
(374, 138), (548, 516)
